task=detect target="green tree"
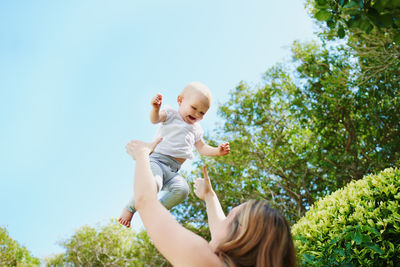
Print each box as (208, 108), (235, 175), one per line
(0, 226), (41, 266)
(47, 1), (400, 262)
(308, 0), (400, 90)
(45, 220), (170, 267)
(347, 27), (400, 86)
(310, 0), (400, 42)
(293, 39), (400, 183)
(177, 37), (400, 225)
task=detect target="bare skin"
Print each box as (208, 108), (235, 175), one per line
(125, 139), (224, 267)
(118, 87), (230, 228)
(118, 208), (134, 228)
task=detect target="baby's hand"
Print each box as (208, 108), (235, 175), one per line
(151, 93), (163, 109)
(218, 142), (230, 156)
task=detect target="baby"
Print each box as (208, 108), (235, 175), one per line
(119, 82), (230, 228)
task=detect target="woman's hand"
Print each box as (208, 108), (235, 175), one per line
(194, 165), (214, 200)
(125, 138), (162, 160)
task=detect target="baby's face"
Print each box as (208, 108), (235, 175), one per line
(178, 92), (210, 124)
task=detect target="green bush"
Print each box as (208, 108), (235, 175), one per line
(45, 220), (170, 266)
(292, 168), (400, 266)
(0, 226), (41, 266)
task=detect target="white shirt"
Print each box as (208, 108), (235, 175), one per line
(153, 105), (203, 159)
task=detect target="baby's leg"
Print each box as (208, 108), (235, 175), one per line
(118, 161), (163, 228)
(118, 206), (135, 228)
(118, 196), (136, 228)
(159, 175), (189, 210)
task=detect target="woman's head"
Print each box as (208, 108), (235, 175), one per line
(216, 200), (296, 267)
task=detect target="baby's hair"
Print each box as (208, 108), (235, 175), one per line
(181, 82), (212, 103)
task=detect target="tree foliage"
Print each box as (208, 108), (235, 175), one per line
(0, 226), (40, 266)
(348, 28), (400, 86)
(25, 2), (400, 263)
(180, 1), (400, 260)
(308, 0), (400, 95)
(309, 0), (400, 42)
(44, 220), (170, 267)
(177, 34), (400, 226)
(292, 168), (400, 266)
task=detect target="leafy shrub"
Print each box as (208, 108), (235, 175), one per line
(0, 226), (41, 266)
(292, 168), (400, 266)
(45, 220), (170, 266)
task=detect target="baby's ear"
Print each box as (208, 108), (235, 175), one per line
(177, 95), (183, 105)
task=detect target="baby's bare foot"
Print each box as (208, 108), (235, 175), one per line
(118, 208), (134, 228)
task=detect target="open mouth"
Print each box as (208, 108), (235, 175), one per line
(188, 115), (196, 122)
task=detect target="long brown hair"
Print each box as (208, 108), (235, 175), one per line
(216, 200), (296, 267)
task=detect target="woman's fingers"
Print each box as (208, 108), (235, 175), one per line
(125, 138), (162, 155)
(202, 165), (211, 185)
(125, 140), (135, 150)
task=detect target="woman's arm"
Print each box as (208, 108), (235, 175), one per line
(194, 166), (226, 240)
(126, 140), (222, 267)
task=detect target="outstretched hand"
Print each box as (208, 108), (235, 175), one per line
(218, 142), (230, 156)
(125, 138), (162, 160)
(151, 93), (163, 109)
(194, 165), (214, 200)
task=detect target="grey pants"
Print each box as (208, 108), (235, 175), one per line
(125, 153), (189, 213)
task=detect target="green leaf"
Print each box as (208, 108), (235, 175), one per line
(359, 17), (372, 32)
(394, 32), (400, 44)
(330, 237), (339, 244)
(393, 0), (400, 7)
(372, 0), (393, 10)
(394, 18), (400, 27)
(380, 0), (396, 8)
(338, 24), (346, 38)
(365, 243), (384, 254)
(371, 0), (385, 12)
(353, 231), (362, 245)
(334, 248), (345, 257)
(315, 9), (332, 21)
(343, 1), (359, 8)
(343, 8), (362, 16)
(302, 253), (315, 263)
(293, 234), (308, 242)
(377, 14), (393, 27)
(365, 24), (374, 33)
(316, 0), (327, 7)
(366, 8), (380, 24)
(393, 212), (400, 221)
(327, 19), (336, 29)
(362, 225), (380, 236)
(347, 16), (362, 28)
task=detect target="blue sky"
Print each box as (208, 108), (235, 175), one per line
(0, 0), (315, 259)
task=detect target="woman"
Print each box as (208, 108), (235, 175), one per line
(126, 139), (296, 267)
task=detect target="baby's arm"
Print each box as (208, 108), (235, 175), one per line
(150, 93), (167, 124)
(195, 139), (230, 157)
